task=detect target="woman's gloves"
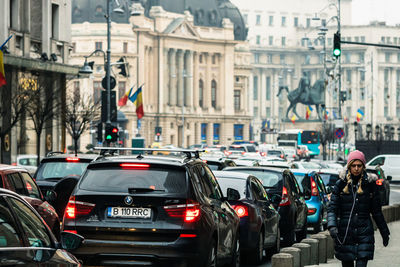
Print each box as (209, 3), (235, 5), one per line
(382, 234), (389, 247)
(329, 227), (338, 239)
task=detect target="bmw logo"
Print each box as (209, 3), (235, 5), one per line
(124, 196), (133, 205)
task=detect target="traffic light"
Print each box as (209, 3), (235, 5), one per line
(116, 57), (127, 77)
(104, 124), (119, 142)
(96, 123), (103, 142)
(333, 31), (341, 58)
(155, 126), (162, 136)
(111, 126), (119, 142)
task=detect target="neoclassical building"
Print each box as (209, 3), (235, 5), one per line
(70, 0), (252, 149)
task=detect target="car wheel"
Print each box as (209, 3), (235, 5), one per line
(205, 239), (217, 267)
(250, 231), (264, 265)
(313, 215), (323, 234)
(230, 235), (240, 267)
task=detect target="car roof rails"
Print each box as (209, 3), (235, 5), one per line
(46, 151), (64, 157)
(94, 147), (205, 159)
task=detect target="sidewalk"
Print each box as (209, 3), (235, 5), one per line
(310, 220), (400, 266)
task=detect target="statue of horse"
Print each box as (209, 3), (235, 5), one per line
(278, 78), (326, 120)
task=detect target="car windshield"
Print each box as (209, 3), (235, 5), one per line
(300, 162), (321, 169)
(79, 167), (187, 194)
(230, 169), (282, 188)
(35, 162), (90, 180)
(18, 157), (38, 166)
(215, 177), (247, 199)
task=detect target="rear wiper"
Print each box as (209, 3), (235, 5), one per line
(128, 187), (165, 193)
(43, 177), (63, 182)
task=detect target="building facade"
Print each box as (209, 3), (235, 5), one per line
(70, 0), (252, 150)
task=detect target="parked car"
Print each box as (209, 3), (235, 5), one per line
(201, 156), (237, 171)
(292, 170), (329, 233)
(213, 171), (280, 264)
(290, 161), (321, 170)
(365, 165), (390, 206)
(366, 154), (400, 182)
(223, 166), (308, 246)
(0, 164), (61, 238)
(0, 188), (84, 266)
(318, 169), (340, 193)
(62, 149), (241, 267)
(226, 144), (259, 158)
(12, 154), (39, 175)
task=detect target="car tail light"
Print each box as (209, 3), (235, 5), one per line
(224, 151), (232, 156)
(241, 151), (246, 155)
(231, 205), (248, 217)
(179, 233), (197, 238)
(120, 163), (150, 169)
(310, 177), (319, 196)
(164, 200), (201, 223)
(308, 208), (317, 215)
(64, 196), (96, 219)
(280, 154), (284, 159)
(279, 186), (291, 206)
(64, 230), (78, 234)
(66, 157), (80, 162)
(11, 162), (17, 166)
(376, 179), (384, 186)
(260, 152), (266, 157)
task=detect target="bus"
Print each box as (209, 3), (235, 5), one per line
(277, 129), (320, 157)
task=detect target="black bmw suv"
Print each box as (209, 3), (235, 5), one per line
(62, 149), (240, 267)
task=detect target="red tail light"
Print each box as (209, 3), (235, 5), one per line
(280, 154), (284, 158)
(376, 179), (383, 186)
(224, 151), (232, 156)
(241, 151), (246, 155)
(279, 186), (291, 206)
(310, 177), (319, 196)
(308, 208), (317, 215)
(64, 196), (95, 219)
(179, 234), (197, 238)
(120, 163), (150, 169)
(66, 157), (80, 162)
(11, 163), (17, 166)
(64, 230), (77, 234)
(231, 205), (248, 217)
(164, 200), (201, 223)
(260, 152), (266, 157)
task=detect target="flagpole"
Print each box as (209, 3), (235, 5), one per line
(0, 35), (13, 51)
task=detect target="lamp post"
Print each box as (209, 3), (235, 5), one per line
(366, 123), (372, 140)
(353, 121), (358, 142)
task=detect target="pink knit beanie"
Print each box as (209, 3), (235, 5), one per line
(347, 150), (366, 166)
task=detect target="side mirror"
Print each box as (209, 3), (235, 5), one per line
(60, 231), (84, 251)
(45, 190), (57, 204)
(227, 188), (240, 201)
(387, 176), (392, 181)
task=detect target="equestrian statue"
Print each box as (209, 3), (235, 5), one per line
(277, 73), (326, 121)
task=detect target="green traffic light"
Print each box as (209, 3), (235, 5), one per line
(106, 135), (112, 140)
(333, 48), (341, 57)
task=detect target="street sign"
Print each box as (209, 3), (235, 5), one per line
(335, 128), (345, 139)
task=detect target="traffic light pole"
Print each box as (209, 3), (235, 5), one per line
(106, 0), (112, 127)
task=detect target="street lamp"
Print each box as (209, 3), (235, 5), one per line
(390, 126), (395, 140)
(375, 125), (380, 140)
(353, 121), (358, 142)
(366, 123), (372, 140)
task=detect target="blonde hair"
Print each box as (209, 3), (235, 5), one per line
(343, 159), (364, 194)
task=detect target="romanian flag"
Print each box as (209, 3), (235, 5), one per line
(118, 86), (133, 106)
(291, 114), (297, 124)
(323, 108), (329, 121)
(129, 85), (144, 119)
(0, 50), (6, 87)
(306, 105), (313, 120)
(356, 108), (364, 122)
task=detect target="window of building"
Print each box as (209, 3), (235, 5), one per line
(118, 81), (126, 102)
(211, 80), (217, 108)
(359, 52), (364, 63)
(385, 52), (391, 63)
(384, 106), (388, 117)
(256, 14), (261, 25)
(384, 86), (389, 104)
(384, 68), (389, 82)
(294, 17), (298, 27)
(327, 38), (332, 46)
(199, 54), (203, 63)
(212, 54), (216, 64)
(355, 36), (359, 42)
(306, 18), (311, 28)
(394, 37), (398, 44)
(254, 54), (259, 63)
(381, 36), (385, 43)
(345, 52), (351, 63)
(281, 37), (286, 46)
(93, 81), (102, 104)
(72, 42), (76, 53)
(360, 87), (365, 100)
(396, 84), (400, 103)
(281, 16), (286, 26)
(361, 36), (365, 42)
(51, 4), (60, 39)
(319, 54), (324, 64)
(304, 54), (310, 64)
(253, 107), (259, 117)
(199, 79), (204, 107)
(386, 37), (391, 44)
(234, 90), (241, 111)
(321, 19), (326, 26)
(346, 70), (352, 83)
(243, 14), (248, 24)
(267, 54), (272, 63)
(123, 42), (128, 53)
(253, 76), (258, 100)
(360, 71), (365, 82)
(10, 0), (18, 29)
(269, 36), (273, 45)
(266, 76), (271, 100)
(397, 53), (400, 63)
(266, 107), (271, 117)
(280, 54), (285, 64)
(95, 41), (102, 50)
(397, 107), (400, 118)
(347, 88), (352, 100)
(269, 15), (273, 26)
(256, 35), (261, 45)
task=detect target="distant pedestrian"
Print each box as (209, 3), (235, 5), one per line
(327, 150), (390, 267)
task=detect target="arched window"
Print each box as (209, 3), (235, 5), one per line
(199, 79), (204, 107)
(211, 80), (217, 108)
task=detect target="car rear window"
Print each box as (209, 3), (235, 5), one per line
(229, 169), (282, 188)
(228, 146), (245, 152)
(215, 177), (247, 199)
(293, 174), (308, 192)
(267, 150), (282, 156)
(79, 167), (187, 194)
(319, 173), (339, 187)
(35, 162), (90, 180)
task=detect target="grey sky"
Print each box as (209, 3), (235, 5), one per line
(352, 0), (400, 25)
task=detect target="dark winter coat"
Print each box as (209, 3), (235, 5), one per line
(327, 171), (390, 261)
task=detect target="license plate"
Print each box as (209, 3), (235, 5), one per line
(107, 207), (152, 218)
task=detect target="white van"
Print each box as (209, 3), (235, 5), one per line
(366, 154), (400, 181)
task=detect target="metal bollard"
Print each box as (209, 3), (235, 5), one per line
(271, 253), (294, 267)
(310, 234), (327, 263)
(301, 238), (319, 265)
(382, 206), (390, 223)
(393, 204), (400, 221)
(292, 242), (311, 267)
(280, 247), (301, 267)
(320, 231), (334, 259)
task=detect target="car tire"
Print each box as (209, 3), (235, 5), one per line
(205, 239), (217, 267)
(250, 231), (264, 265)
(230, 234), (240, 267)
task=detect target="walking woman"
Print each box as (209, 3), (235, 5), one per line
(327, 150), (390, 267)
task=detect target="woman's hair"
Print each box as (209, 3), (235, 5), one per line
(343, 159), (364, 194)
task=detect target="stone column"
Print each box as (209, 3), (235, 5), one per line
(205, 53), (211, 109)
(185, 50), (193, 107)
(193, 52), (199, 108)
(168, 48), (177, 106)
(207, 122), (213, 146)
(177, 49), (184, 107)
(163, 48), (169, 106)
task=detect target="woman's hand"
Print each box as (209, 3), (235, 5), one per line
(329, 227), (338, 239)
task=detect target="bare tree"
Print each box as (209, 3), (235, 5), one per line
(64, 86), (100, 155)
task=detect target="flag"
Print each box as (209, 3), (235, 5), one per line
(0, 50), (6, 87)
(291, 114), (297, 124)
(356, 108), (364, 122)
(306, 105), (313, 120)
(129, 85), (144, 119)
(118, 86), (133, 106)
(322, 108), (329, 121)
(332, 110), (338, 119)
